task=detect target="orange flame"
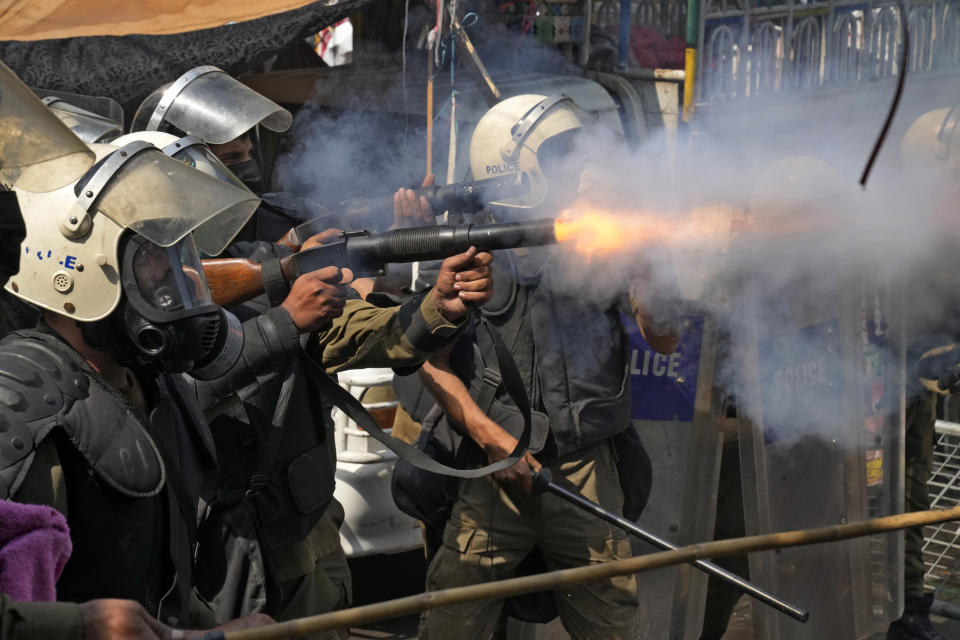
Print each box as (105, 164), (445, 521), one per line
(552, 198), (854, 262)
(554, 201), (737, 260)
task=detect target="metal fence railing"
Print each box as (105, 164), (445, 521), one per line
(592, 0), (960, 103)
(697, 0), (960, 102)
(594, 0), (688, 42)
(924, 419), (960, 605)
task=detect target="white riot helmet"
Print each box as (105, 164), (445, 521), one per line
(469, 93), (596, 212)
(130, 66), (292, 144)
(900, 107), (960, 179)
(41, 96), (124, 144)
(113, 130), (258, 255)
(5, 140), (257, 378)
(0, 61), (94, 192)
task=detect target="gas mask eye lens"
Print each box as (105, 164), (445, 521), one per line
(154, 285), (177, 310)
(130, 237), (212, 314)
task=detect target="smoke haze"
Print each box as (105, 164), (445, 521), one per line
(265, 17), (960, 635)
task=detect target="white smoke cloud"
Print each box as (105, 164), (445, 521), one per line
(268, 18), (958, 441)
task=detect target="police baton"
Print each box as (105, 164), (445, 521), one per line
(531, 468), (810, 623)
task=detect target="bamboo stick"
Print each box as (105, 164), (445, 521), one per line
(426, 51), (434, 176)
(205, 504), (960, 640)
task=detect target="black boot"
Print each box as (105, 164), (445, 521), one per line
(887, 594), (948, 640)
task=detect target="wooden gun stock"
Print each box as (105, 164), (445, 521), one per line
(203, 257), (268, 308)
(275, 228), (301, 252)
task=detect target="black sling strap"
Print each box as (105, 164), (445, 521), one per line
(300, 316), (533, 479)
(244, 359), (299, 497)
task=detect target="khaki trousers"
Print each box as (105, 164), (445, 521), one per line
(420, 442), (639, 640)
(904, 391), (937, 599)
(272, 500), (352, 640)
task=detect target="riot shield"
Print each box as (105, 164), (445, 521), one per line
(627, 310), (725, 639)
(734, 260), (905, 639)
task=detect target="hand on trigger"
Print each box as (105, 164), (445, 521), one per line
(281, 266), (347, 333)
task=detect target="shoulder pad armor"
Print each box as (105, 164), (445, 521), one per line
(0, 334), (90, 497)
(0, 331), (164, 499)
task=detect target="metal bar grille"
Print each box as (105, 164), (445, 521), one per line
(593, 0), (960, 103)
(923, 420), (960, 604)
(695, 0), (960, 102)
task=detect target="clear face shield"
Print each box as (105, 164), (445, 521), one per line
(938, 106), (960, 176)
(42, 97), (123, 144)
(160, 135), (260, 253)
(0, 61), (94, 191)
(73, 140), (259, 256)
(164, 136), (249, 192)
(141, 66), (292, 144)
(537, 129), (587, 203)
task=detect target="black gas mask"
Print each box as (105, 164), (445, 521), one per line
(228, 158), (263, 193)
(218, 129), (265, 195)
(117, 233), (242, 380)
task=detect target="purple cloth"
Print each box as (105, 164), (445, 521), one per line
(0, 500), (72, 602)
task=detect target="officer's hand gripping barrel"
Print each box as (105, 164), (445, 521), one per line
(281, 174), (529, 245)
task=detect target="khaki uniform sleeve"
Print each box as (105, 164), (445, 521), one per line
(316, 293), (463, 374)
(0, 595), (82, 640)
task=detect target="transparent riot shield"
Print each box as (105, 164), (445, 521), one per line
(626, 311), (725, 639)
(735, 270), (905, 640)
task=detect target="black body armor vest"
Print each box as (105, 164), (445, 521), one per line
(459, 249), (633, 457)
(0, 329), (215, 626)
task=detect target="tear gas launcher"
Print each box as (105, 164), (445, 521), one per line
(278, 174), (528, 248)
(203, 219), (558, 308)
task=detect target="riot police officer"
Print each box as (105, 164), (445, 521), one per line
(0, 61), (272, 637)
(415, 94), (679, 640)
(127, 67), (495, 637)
(886, 105), (960, 640)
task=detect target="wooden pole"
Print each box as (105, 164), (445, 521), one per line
(207, 504), (960, 640)
(426, 50), (434, 176)
(450, 16), (501, 108)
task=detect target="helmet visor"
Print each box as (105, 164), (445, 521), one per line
(93, 146), (260, 254)
(537, 129), (586, 177)
(938, 107), (959, 143)
(0, 62), (94, 191)
(151, 67), (292, 144)
(168, 140), (249, 191)
(167, 140), (258, 255)
(45, 99), (123, 144)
